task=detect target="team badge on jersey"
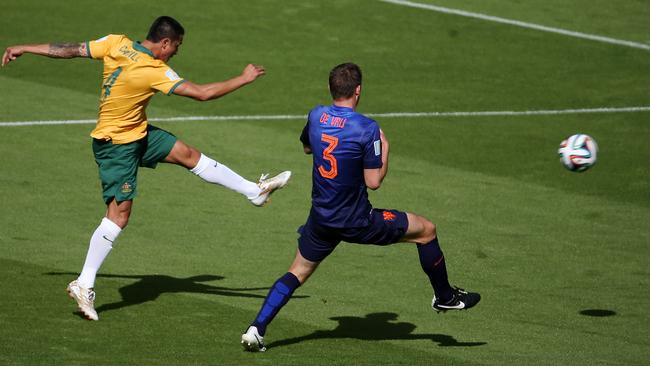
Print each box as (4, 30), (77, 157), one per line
(121, 182), (133, 194)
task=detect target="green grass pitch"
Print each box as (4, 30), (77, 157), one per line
(1, 0), (649, 365)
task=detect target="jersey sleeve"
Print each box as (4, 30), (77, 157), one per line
(149, 66), (186, 95)
(86, 34), (121, 60)
(300, 113), (311, 147)
(362, 121), (383, 169)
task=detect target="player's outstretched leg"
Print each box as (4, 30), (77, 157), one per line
(189, 153), (291, 207)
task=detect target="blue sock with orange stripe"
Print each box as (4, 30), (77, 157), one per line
(251, 272), (301, 336)
(417, 237), (453, 303)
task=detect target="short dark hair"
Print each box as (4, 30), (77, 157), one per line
(329, 62), (362, 100)
(146, 16), (185, 42)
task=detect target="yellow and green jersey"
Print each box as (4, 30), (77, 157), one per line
(87, 34), (185, 144)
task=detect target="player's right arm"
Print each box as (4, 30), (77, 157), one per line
(172, 64), (265, 101)
(300, 122), (312, 154)
(2, 43), (88, 66)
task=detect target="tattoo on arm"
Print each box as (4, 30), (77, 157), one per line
(48, 42), (87, 58)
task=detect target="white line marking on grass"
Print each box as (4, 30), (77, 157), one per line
(366, 106), (650, 118)
(379, 0), (650, 51)
(0, 114), (306, 127)
(1, 107), (649, 127)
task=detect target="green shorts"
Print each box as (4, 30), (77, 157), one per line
(93, 125), (177, 204)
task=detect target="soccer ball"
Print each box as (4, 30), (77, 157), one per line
(558, 134), (598, 172)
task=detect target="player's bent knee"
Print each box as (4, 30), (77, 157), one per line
(417, 219), (436, 244)
(166, 141), (201, 168)
(110, 213), (130, 229)
(106, 201), (132, 229)
(428, 220), (437, 239)
(288, 257), (319, 284)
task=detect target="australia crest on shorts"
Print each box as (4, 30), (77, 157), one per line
(121, 182), (133, 194)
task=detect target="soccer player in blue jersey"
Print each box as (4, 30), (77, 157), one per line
(241, 63), (480, 352)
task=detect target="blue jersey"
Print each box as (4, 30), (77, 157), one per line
(300, 105), (382, 228)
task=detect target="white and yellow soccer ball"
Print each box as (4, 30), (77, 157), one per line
(558, 133), (598, 172)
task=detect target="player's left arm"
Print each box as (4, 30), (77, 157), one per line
(2, 42), (88, 66)
(364, 128), (389, 190)
(172, 64), (265, 101)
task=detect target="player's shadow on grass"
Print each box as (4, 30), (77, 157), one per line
(269, 312), (487, 349)
(48, 272), (307, 316)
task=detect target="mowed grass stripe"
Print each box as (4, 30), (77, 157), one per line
(378, 0), (650, 50)
(0, 0), (643, 121)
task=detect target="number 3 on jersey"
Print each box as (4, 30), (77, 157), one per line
(318, 133), (339, 179)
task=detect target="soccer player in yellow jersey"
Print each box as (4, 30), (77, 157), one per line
(2, 16), (291, 321)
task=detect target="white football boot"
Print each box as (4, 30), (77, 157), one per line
(249, 171), (292, 207)
(66, 280), (99, 321)
(241, 326), (266, 352)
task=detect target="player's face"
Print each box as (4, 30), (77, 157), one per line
(160, 36), (183, 62)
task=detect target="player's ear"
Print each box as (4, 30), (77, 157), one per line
(355, 84), (361, 96)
